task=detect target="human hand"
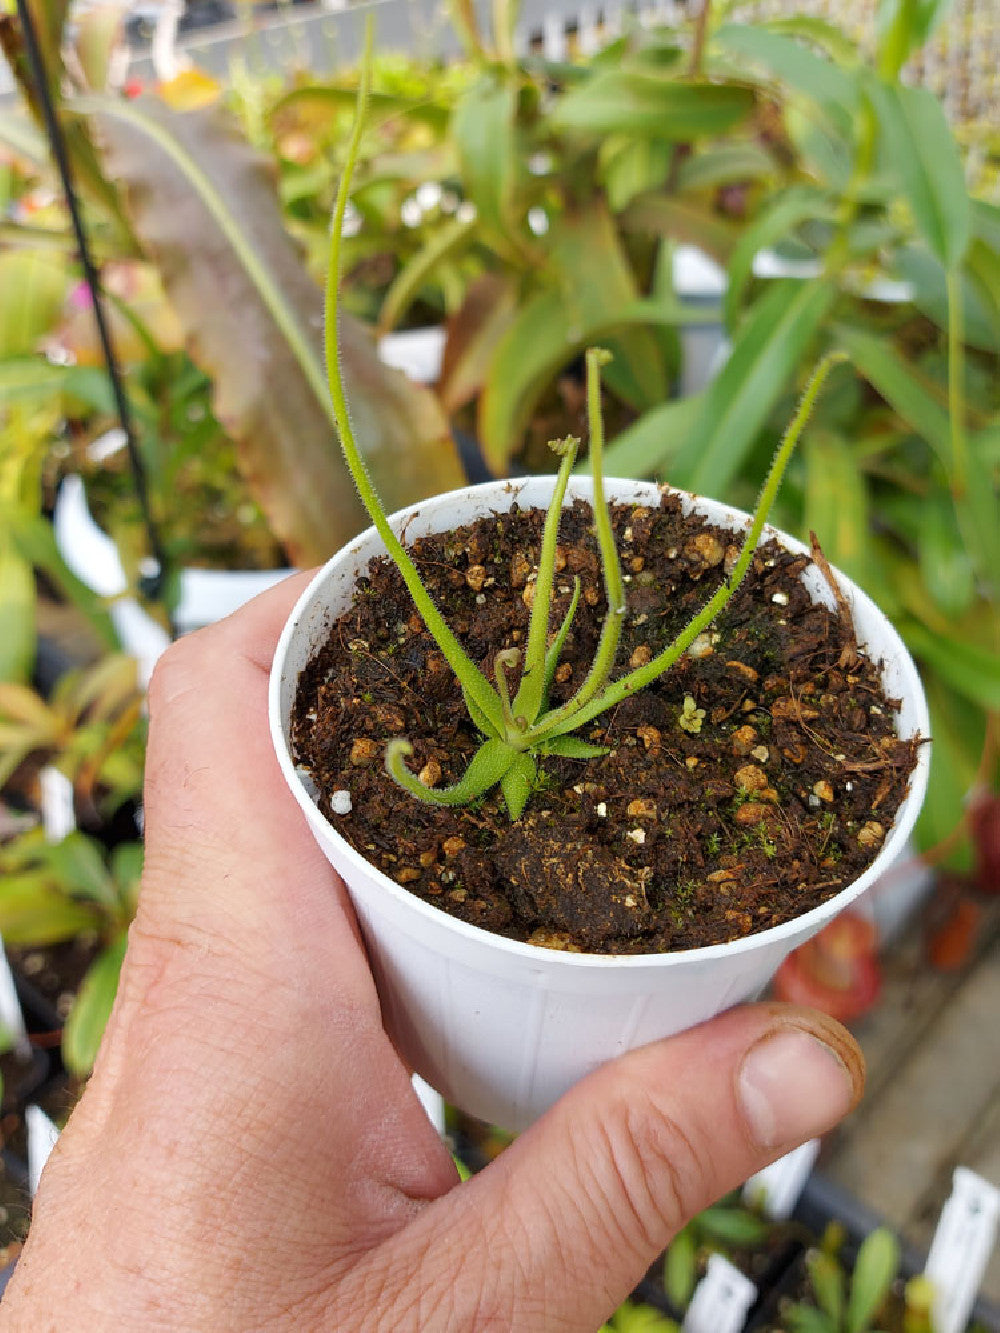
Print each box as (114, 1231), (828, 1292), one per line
(3, 576), (864, 1331)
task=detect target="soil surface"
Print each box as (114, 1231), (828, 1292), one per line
(292, 492), (921, 955)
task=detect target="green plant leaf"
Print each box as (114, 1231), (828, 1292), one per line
(377, 212), (477, 333)
(724, 184), (834, 326)
(600, 136), (673, 213)
(0, 251), (68, 357)
(915, 676), (981, 867)
(675, 142), (778, 195)
(0, 357), (115, 412)
(697, 1206), (770, 1246)
(82, 94), (463, 565)
(754, 15), (862, 65)
(537, 736), (609, 759)
(846, 1227), (899, 1333)
(917, 494), (976, 618)
(0, 875), (102, 945)
(0, 546), (34, 684)
(832, 323), (952, 466)
(62, 932), (128, 1077)
(477, 202), (667, 472)
(954, 447), (1000, 598)
(863, 78), (970, 269)
(551, 69), (754, 140)
(500, 751), (537, 821)
(451, 75), (521, 240)
(895, 245), (1000, 353)
(622, 194), (741, 266)
(599, 391), (706, 479)
(715, 24), (858, 126)
(783, 1305), (839, 1333)
(73, 2), (124, 92)
(802, 428), (879, 598)
(876, 0), (950, 77)
(267, 84), (451, 134)
(0, 109), (48, 165)
(49, 832), (120, 913)
(807, 1249), (846, 1326)
(664, 1225), (698, 1309)
(670, 278), (835, 496)
(901, 622), (1000, 710)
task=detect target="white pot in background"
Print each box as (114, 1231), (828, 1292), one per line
(270, 477), (930, 1131)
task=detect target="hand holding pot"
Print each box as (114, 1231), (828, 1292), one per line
(3, 578), (864, 1331)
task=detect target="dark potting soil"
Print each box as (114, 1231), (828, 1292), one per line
(291, 492), (921, 955)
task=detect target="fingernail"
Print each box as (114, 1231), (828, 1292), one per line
(738, 1027), (858, 1150)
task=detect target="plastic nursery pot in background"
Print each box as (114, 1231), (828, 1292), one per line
(269, 477), (930, 1133)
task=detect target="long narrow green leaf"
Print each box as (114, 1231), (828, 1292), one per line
(901, 621), (1000, 709)
(670, 278), (835, 496)
(802, 429), (878, 597)
(864, 77), (971, 269)
(597, 391), (706, 478)
(724, 184), (834, 326)
(915, 676), (982, 867)
(833, 323), (952, 465)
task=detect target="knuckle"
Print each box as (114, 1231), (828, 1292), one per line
(145, 628), (217, 719)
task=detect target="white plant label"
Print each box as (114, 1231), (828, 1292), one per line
(682, 1253), (757, 1333)
(412, 1075), (445, 1135)
(0, 946), (30, 1056)
(742, 1138), (821, 1220)
(27, 1104), (60, 1198)
(924, 1166), (1000, 1333)
(40, 766), (75, 843)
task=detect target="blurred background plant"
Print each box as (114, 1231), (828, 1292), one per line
(0, 0), (997, 1059)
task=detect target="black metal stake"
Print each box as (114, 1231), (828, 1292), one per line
(14, 0), (172, 615)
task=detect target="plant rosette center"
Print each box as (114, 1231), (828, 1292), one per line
(290, 486), (920, 956)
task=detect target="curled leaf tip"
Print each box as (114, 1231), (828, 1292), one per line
(384, 738), (414, 773)
(586, 347), (613, 367)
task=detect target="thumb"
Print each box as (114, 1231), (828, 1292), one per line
(364, 1002), (863, 1330)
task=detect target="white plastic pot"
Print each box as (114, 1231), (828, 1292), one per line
(269, 477), (930, 1131)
